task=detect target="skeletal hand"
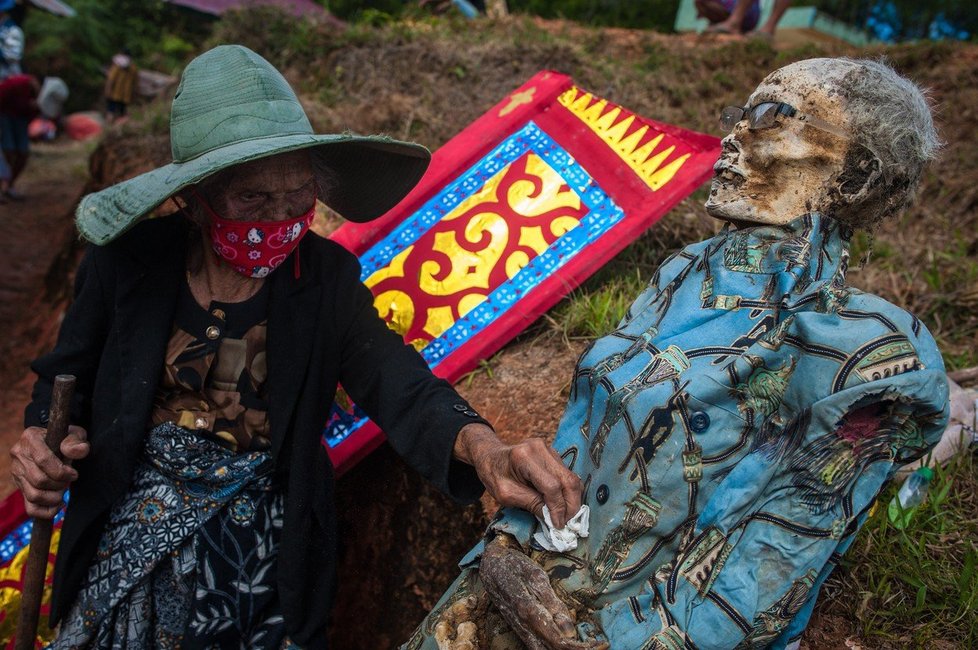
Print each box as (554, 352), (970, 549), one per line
(433, 594), (482, 650)
(10, 425), (89, 518)
(480, 535), (607, 650)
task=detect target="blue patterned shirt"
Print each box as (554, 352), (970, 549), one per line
(453, 214), (948, 649)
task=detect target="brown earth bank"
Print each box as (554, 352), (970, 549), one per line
(0, 139), (94, 499)
(1, 16), (977, 650)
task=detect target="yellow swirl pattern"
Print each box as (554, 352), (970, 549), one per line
(366, 152), (585, 344)
(0, 528), (60, 646)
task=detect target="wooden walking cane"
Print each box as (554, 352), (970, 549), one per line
(14, 374), (76, 650)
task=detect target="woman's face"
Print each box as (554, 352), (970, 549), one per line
(203, 150), (316, 222)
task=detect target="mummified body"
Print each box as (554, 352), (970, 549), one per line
(405, 58), (948, 650)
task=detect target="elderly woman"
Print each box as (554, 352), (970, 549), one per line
(9, 45), (583, 648)
(407, 58), (949, 650)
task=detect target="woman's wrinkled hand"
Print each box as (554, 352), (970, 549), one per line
(481, 535), (608, 650)
(10, 425), (89, 518)
(454, 424), (583, 529)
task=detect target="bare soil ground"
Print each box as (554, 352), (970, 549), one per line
(0, 139), (93, 498)
(1, 16), (976, 650)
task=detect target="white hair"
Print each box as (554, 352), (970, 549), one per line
(837, 58), (942, 227)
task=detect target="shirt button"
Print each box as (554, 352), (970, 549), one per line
(690, 411), (711, 433)
(596, 484), (609, 505)
(211, 308), (226, 320)
(205, 325), (221, 340)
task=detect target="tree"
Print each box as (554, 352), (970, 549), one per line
(24, 0), (208, 110)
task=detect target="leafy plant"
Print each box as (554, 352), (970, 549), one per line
(23, 0), (210, 111)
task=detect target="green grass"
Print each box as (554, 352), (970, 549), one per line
(550, 269), (648, 339)
(821, 452), (978, 646)
(461, 358), (497, 387)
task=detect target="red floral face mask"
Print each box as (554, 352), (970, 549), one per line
(195, 191), (315, 279)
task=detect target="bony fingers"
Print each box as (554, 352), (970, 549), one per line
(496, 481), (546, 519)
(560, 475), (583, 523)
(36, 455), (77, 483)
(538, 485), (567, 527)
(548, 502), (568, 530)
(61, 438), (90, 461)
(20, 483), (65, 509)
(36, 451), (76, 482)
(62, 429), (90, 458)
(551, 611), (577, 640)
(23, 463), (69, 491)
(23, 426), (46, 443)
(526, 495), (546, 522)
(25, 503), (61, 519)
(20, 453), (71, 486)
(530, 582), (575, 638)
(521, 598), (562, 640)
(526, 474), (566, 527)
(530, 599), (575, 640)
(546, 634), (601, 650)
(433, 620), (453, 644)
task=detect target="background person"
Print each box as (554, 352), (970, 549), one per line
(700, 0), (792, 39)
(30, 75), (68, 141)
(0, 71), (38, 200)
(0, 0), (22, 80)
(103, 47), (137, 123)
(0, 0), (23, 197)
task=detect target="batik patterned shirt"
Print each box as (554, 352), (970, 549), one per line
(151, 278), (272, 453)
(462, 214), (948, 649)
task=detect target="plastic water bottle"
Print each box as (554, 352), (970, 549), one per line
(887, 466), (933, 530)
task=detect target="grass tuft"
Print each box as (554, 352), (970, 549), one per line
(551, 270), (648, 339)
(818, 452), (978, 646)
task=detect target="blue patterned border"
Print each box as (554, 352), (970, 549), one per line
(324, 122), (624, 448)
(0, 497), (66, 564)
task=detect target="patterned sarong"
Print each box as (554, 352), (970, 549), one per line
(51, 422), (292, 649)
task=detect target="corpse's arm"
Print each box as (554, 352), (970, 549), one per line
(333, 248), (486, 503)
(25, 246), (113, 431)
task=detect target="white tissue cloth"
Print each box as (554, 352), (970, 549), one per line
(532, 505), (590, 552)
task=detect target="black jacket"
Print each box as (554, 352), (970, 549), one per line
(25, 215), (486, 647)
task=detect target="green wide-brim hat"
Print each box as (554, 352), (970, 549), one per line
(76, 44), (430, 245)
